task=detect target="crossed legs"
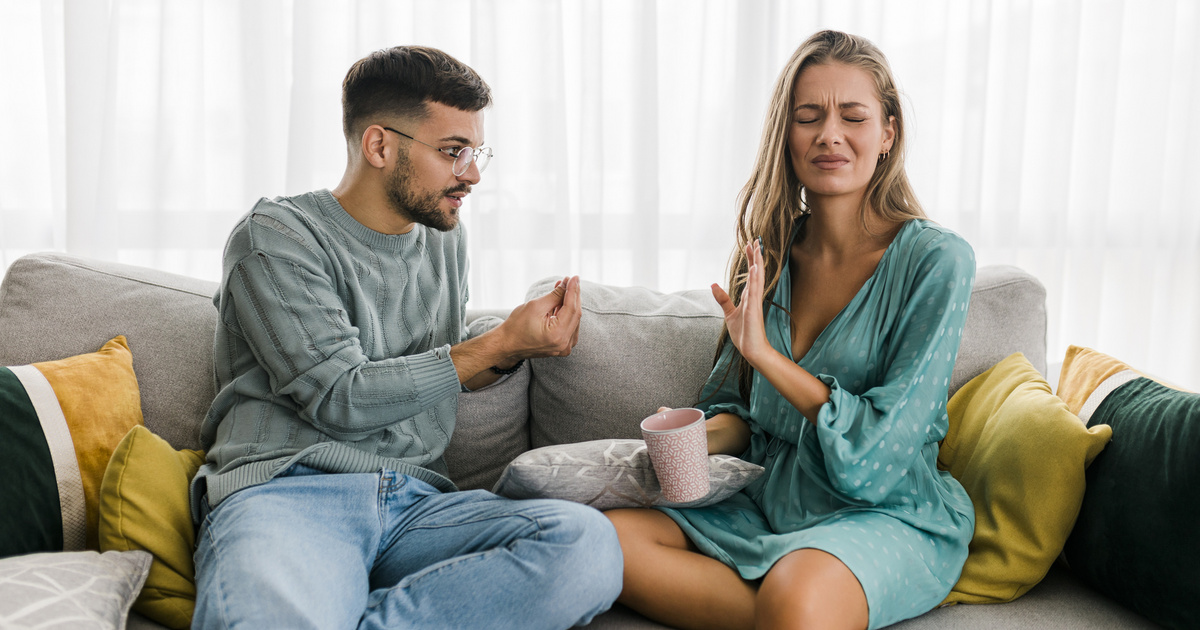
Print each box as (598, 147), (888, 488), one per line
(606, 508), (868, 630)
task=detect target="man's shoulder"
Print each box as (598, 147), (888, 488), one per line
(223, 191), (333, 264)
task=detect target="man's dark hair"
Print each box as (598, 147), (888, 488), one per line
(341, 46), (492, 141)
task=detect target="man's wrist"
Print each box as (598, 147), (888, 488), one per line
(489, 358), (525, 375)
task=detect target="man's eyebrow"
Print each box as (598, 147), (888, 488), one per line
(437, 135), (474, 145)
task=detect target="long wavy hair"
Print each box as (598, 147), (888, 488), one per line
(714, 30), (927, 402)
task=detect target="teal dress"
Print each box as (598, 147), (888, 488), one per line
(660, 218), (976, 629)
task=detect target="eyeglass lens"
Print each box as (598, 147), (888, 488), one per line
(453, 147), (491, 177)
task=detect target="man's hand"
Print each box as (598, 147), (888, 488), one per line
(452, 276), (583, 387)
(498, 275), (582, 362)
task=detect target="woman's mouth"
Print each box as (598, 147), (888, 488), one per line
(812, 154), (850, 170)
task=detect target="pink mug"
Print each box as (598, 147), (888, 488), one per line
(640, 408), (709, 503)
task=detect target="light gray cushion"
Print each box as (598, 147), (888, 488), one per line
(443, 315), (533, 491)
(951, 265), (1047, 395)
(0, 550), (152, 629)
(492, 439), (763, 510)
(525, 278), (724, 447)
(0, 253), (219, 451)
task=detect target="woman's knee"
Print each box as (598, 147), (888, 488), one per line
(757, 549), (869, 630)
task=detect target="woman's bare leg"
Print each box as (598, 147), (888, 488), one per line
(606, 508), (757, 630)
(756, 548), (869, 630)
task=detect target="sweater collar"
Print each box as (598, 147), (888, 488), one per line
(314, 189), (424, 252)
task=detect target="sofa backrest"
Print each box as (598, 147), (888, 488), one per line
(0, 253), (1047, 485)
(0, 253), (219, 451)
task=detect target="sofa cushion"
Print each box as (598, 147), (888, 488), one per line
(99, 426), (204, 630)
(0, 549), (151, 630)
(0, 336), (144, 557)
(950, 265), (1047, 395)
(0, 253), (219, 451)
(938, 352), (1111, 605)
(492, 439), (763, 510)
(525, 278), (724, 447)
(1056, 346), (1200, 630)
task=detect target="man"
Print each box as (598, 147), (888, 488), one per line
(190, 46), (622, 629)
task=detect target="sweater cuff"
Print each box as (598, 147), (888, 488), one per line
(407, 345), (461, 408)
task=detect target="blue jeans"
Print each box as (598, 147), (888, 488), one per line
(192, 465), (622, 629)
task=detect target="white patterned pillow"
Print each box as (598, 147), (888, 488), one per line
(492, 439), (763, 510)
(0, 549), (151, 629)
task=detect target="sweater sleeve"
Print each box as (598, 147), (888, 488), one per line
(217, 215), (461, 441)
(813, 232), (976, 505)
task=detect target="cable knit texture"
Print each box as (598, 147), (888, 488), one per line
(192, 189), (468, 518)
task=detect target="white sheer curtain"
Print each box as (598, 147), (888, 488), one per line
(2, 0), (1197, 386)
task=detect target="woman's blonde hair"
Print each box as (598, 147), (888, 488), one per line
(714, 30), (925, 401)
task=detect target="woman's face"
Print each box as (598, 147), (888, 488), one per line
(788, 62), (895, 208)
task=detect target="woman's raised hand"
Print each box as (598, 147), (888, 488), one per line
(711, 238), (772, 367)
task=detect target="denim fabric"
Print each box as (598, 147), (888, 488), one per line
(192, 464), (622, 629)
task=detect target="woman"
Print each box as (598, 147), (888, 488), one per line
(607, 30), (976, 630)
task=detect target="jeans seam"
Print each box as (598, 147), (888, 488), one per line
(406, 512), (539, 534)
(200, 519), (234, 630)
(365, 548), (495, 612)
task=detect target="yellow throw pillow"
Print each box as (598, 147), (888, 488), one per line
(0, 335), (144, 556)
(938, 352), (1112, 605)
(99, 425), (204, 629)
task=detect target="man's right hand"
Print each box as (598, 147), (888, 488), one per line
(497, 275), (582, 362)
(451, 276), (583, 387)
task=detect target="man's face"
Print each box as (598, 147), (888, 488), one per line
(386, 103), (485, 232)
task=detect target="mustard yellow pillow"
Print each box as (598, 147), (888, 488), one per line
(938, 352), (1112, 605)
(0, 336), (144, 556)
(99, 425), (204, 629)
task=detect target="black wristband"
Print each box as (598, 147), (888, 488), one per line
(489, 359), (525, 375)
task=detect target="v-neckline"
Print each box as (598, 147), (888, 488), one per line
(781, 217), (911, 364)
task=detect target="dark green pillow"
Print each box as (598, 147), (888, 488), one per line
(1063, 377), (1200, 630)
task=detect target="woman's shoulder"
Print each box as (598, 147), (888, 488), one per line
(895, 219), (975, 264)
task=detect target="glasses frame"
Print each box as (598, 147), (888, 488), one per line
(381, 126), (491, 176)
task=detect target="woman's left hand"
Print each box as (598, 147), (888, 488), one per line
(712, 238), (772, 367)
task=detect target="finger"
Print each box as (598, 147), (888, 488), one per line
(711, 283), (735, 317)
(656, 407), (672, 413)
(557, 275), (583, 327)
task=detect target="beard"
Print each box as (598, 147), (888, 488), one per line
(385, 157), (468, 232)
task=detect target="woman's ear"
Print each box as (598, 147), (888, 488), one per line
(882, 115), (897, 154)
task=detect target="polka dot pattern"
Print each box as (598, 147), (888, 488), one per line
(670, 219), (977, 629)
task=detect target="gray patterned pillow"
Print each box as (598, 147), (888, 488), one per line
(492, 439), (763, 510)
(0, 549), (151, 629)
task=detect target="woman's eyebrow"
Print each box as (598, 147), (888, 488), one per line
(792, 102), (870, 112)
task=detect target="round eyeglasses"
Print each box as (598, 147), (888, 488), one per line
(381, 126), (492, 177)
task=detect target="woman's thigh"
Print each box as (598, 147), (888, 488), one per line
(607, 508), (757, 630)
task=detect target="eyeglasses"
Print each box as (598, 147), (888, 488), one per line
(381, 127), (492, 177)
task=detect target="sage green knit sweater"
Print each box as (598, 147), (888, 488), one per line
(192, 189), (468, 519)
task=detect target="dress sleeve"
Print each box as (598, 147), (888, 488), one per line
(813, 231), (976, 504)
(218, 217), (461, 441)
(695, 340), (752, 421)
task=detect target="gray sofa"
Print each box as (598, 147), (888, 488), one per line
(0, 252), (1159, 629)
